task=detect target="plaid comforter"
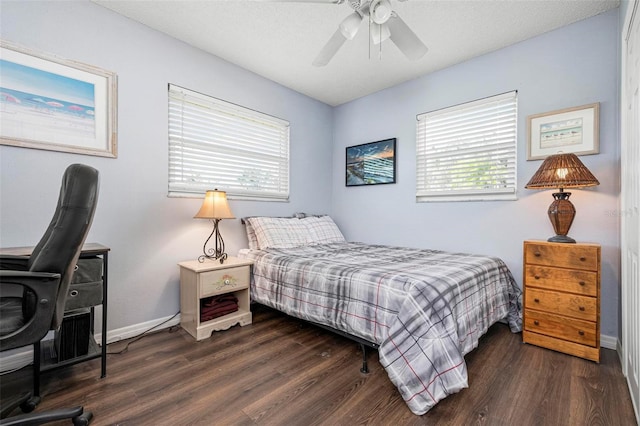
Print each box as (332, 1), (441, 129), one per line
(240, 242), (522, 415)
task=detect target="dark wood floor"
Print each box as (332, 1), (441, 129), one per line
(2, 304), (637, 425)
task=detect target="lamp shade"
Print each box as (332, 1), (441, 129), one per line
(194, 189), (235, 220)
(525, 153), (599, 190)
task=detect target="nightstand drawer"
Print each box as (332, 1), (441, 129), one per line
(524, 242), (599, 271)
(524, 265), (597, 296)
(525, 309), (597, 346)
(525, 288), (597, 321)
(200, 266), (250, 297)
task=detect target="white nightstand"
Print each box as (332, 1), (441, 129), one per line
(178, 257), (253, 341)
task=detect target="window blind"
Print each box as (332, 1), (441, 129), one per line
(416, 91), (517, 202)
(168, 84), (290, 201)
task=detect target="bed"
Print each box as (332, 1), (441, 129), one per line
(239, 215), (522, 415)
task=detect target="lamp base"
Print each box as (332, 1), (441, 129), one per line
(198, 219), (228, 264)
(547, 234), (576, 244)
(547, 191), (576, 244)
(198, 253), (228, 264)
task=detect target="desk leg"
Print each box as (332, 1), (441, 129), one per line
(34, 340), (41, 397)
(100, 252), (108, 378)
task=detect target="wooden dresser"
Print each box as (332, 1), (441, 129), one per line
(522, 240), (601, 362)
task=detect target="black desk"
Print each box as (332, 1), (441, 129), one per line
(0, 243), (109, 380)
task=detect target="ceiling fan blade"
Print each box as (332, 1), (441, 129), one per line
(313, 28), (347, 66)
(257, 0), (344, 3)
(387, 12), (428, 61)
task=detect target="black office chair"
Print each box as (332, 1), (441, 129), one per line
(0, 164), (100, 426)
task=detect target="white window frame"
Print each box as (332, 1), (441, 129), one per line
(416, 91), (518, 202)
(168, 84), (290, 201)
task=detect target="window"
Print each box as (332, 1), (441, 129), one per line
(416, 91), (517, 202)
(168, 84), (290, 201)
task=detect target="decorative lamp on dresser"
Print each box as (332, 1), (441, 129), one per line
(178, 257), (253, 341)
(522, 240), (601, 362)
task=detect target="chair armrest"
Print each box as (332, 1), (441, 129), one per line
(0, 270), (61, 297)
(0, 271), (62, 351)
(0, 255), (29, 271)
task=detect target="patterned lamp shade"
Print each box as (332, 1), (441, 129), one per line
(525, 153), (599, 190)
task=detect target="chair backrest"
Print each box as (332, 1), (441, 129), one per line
(27, 164), (100, 329)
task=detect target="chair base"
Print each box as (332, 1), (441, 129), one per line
(0, 392), (39, 418)
(0, 389), (90, 426)
(0, 406), (92, 426)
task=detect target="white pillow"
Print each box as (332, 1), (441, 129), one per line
(248, 217), (311, 249)
(302, 216), (346, 244)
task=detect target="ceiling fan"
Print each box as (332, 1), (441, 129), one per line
(307, 0), (428, 66)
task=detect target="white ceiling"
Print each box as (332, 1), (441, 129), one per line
(92, 0), (619, 106)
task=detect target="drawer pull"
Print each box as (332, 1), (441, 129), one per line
(70, 290), (79, 297)
(579, 306), (585, 311)
(578, 330), (585, 336)
(534, 275), (540, 280)
(534, 252), (541, 257)
(579, 281), (586, 286)
(533, 320), (540, 326)
(534, 298), (540, 303)
(580, 257), (586, 262)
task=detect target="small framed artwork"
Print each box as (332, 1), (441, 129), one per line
(0, 40), (118, 158)
(346, 138), (396, 186)
(527, 102), (599, 160)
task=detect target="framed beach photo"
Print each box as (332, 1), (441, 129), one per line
(527, 102), (599, 160)
(345, 138), (396, 186)
(0, 40), (117, 158)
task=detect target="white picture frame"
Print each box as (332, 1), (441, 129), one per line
(0, 40), (117, 158)
(527, 102), (599, 161)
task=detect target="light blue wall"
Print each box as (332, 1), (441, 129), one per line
(0, 0), (333, 330)
(331, 9), (621, 338)
(0, 1), (622, 339)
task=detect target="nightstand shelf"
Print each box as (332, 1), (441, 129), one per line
(522, 240), (601, 362)
(178, 257), (253, 341)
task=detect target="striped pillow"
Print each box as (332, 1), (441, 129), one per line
(244, 220), (259, 250)
(247, 217), (311, 249)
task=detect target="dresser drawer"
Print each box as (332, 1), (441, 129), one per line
(525, 288), (597, 321)
(524, 265), (597, 296)
(199, 266), (250, 297)
(525, 309), (596, 346)
(524, 242), (599, 271)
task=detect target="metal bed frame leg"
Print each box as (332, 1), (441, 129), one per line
(360, 343), (369, 374)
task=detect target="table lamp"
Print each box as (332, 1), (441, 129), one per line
(525, 153), (599, 243)
(194, 189), (235, 263)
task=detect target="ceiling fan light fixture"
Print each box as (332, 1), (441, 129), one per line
(339, 11), (363, 40)
(370, 22), (391, 44)
(370, 0), (392, 24)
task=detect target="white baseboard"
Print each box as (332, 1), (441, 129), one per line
(0, 313), (181, 373)
(94, 312), (181, 345)
(601, 333), (618, 350)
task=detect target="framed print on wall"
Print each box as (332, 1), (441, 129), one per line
(346, 138), (396, 186)
(527, 102), (599, 160)
(0, 40), (118, 158)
